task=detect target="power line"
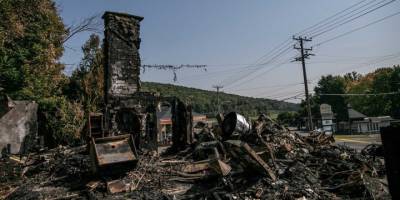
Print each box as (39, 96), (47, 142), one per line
(318, 92), (400, 96)
(295, 0), (372, 36)
(221, 45), (294, 88)
(279, 93), (305, 101)
(253, 37), (293, 65)
(222, 46), (294, 89)
(157, 47), (400, 82)
(313, 10), (400, 47)
(316, 54), (394, 59)
(310, 0), (396, 38)
(179, 58), (297, 80)
(302, 0), (381, 36)
(216, 38), (294, 88)
(214, 0), (396, 96)
(242, 57), (295, 83)
(308, 52), (400, 82)
(253, 81), (305, 98)
(261, 90), (304, 100)
(228, 82), (303, 92)
(221, 0), (393, 90)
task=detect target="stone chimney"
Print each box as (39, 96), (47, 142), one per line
(103, 11), (143, 104)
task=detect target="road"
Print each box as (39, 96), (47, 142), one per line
(334, 134), (381, 151)
(158, 133), (382, 153)
(296, 131), (381, 151)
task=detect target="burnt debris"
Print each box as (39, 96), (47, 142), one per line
(0, 112), (390, 199)
(0, 11), (391, 200)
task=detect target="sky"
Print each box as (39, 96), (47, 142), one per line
(56, 0), (400, 103)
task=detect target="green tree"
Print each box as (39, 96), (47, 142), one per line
(277, 111), (300, 127)
(0, 0), (67, 99)
(67, 34), (104, 113)
(389, 65), (400, 118)
(348, 66), (400, 118)
(297, 95), (321, 127)
(314, 75), (348, 121)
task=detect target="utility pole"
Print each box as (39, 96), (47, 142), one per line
(213, 85), (223, 113)
(293, 36), (314, 131)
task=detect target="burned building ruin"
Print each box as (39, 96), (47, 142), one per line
(100, 11), (194, 151)
(102, 11), (159, 149)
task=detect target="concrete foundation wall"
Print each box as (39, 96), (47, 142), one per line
(0, 101), (38, 154)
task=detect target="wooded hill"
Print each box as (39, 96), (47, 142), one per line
(142, 82), (299, 116)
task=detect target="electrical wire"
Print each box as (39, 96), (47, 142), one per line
(222, 0), (394, 90)
(228, 82), (303, 92)
(313, 10), (400, 47)
(310, 0), (396, 38)
(295, 0), (373, 36)
(318, 92), (399, 96)
(214, 0), (396, 97)
(221, 45), (294, 89)
(308, 52), (400, 83)
(301, 0), (382, 36)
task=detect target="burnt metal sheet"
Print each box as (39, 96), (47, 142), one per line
(96, 139), (136, 166)
(107, 179), (129, 194)
(91, 134), (138, 171)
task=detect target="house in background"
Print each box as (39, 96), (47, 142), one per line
(348, 105), (393, 134)
(320, 104), (336, 134)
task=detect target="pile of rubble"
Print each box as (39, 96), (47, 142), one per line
(0, 113), (390, 199)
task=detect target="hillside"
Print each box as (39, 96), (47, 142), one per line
(142, 82), (299, 117)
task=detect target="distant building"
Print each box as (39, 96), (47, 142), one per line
(320, 104), (335, 134)
(157, 109), (207, 145)
(348, 105), (394, 134)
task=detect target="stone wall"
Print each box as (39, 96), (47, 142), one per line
(102, 12), (159, 150)
(0, 100), (38, 154)
(103, 11), (143, 102)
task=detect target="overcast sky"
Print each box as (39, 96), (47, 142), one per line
(56, 0), (400, 103)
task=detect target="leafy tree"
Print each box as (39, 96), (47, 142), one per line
(310, 65), (400, 121)
(367, 68), (393, 116)
(277, 111), (300, 127)
(0, 0), (90, 146)
(348, 66), (400, 117)
(0, 0), (67, 99)
(344, 71), (362, 83)
(298, 95), (321, 122)
(141, 82), (299, 117)
(314, 75), (348, 121)
(38, 97), (84, 147)
(389, 65), (400, 118)
(67, 34), (104, 113)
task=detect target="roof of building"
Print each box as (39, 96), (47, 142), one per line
(367, 116), (393, 122)
(348, 108), (367, 119)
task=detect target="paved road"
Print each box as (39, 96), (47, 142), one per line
(158, 133), (382, 153)
(334, 134), (381, 151)
(296, 132), (381, 151)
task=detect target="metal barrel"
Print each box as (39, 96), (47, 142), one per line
(222, 112), (251, 138)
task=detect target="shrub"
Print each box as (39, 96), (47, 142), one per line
(38, 97), (85, 147)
